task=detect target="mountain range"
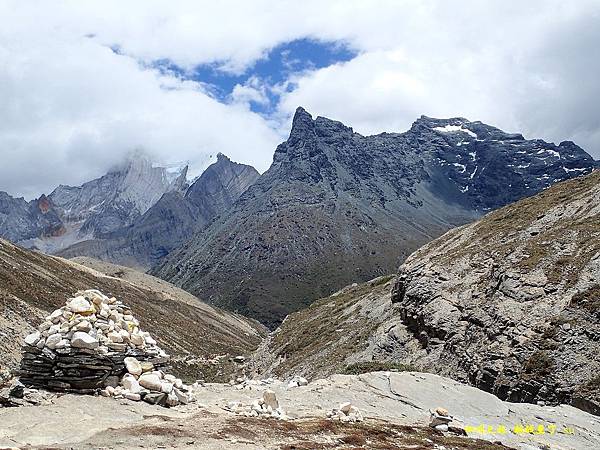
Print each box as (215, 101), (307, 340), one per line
(58, 153), (259, 269)
(0, 107), (597, 328)
(0, 155), (188, 254)
(153, 107), (597, 327)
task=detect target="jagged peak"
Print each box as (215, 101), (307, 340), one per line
(289, 106), (315, 137)
(216, 152), (231, 162)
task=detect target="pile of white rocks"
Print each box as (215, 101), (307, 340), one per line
(18, 289), (191, 406)
(327, 402), (364, 422)
(226, 389), (287, 420)
(100, 356), (194, 407)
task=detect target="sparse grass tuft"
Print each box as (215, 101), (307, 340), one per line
(342, 361), (419, 375)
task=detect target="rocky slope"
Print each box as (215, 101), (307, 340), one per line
(254, 170), (600, 415)
(154, 107), (597, 327)
(58, 154), (259, 269)
(391, 169), (600, 414)
(0, 239), (266, 378)
(0, 155), (188, 254)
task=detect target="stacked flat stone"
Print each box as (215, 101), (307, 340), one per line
(18, 290), (170, 396)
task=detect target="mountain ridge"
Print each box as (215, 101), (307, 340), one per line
(153, 107), (597, 327)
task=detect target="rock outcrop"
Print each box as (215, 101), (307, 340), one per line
(58, 154), (259, 269)
(154, 107), (597, 327)
(391, 169), (600, 414)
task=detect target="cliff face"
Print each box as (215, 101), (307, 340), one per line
(391, 170), (600, 413)
(58, 155), (259, 270)
(154, 107), (597, 328)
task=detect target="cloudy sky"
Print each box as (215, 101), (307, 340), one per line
(1, 0), (599, 198)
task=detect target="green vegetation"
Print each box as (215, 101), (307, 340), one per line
(342, 361), (419, 375)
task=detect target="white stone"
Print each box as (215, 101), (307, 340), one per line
(119, 329), (130, 342)
(48, 309), (63, 322)
(139, 374), (162, 391)
(24, 331), (41, 346)
(55, 339), (69, 349)
(45, 333), (62, 349)
(74, 320), (91, 332)
(121, 374), (142, 394)
(67, 296), (94, 314)
(144, 335), (157, 346)
(262, 390), (279, 410)
(125, 392), (141, 401)
(160, 382), (173, 394)
(130, 333), (144, 346)
(124, 357), (142, 377)
(166, 391), (179, 407)
(107, 331), (123, 343)
(71, 332), (99, 349)
(38, 321), (52, 332)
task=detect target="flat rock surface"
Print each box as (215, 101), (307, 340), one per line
(1, 372), (598, 449)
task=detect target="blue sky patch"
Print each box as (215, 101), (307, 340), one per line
(151, 38), (357, 114)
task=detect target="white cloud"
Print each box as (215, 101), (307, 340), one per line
(0, 0), (598, 198)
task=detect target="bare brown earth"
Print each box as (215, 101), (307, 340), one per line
(0, 240), (266, 380)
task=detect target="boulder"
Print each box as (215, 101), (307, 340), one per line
(124, 357), (142, 377)
(67, 296), (94, 314)
(23, 331), (41, 346)
(71, 332), (99, 350)
(121, 374), (141, 394)
(262, 390), (279, 410)
(139, 374), (162, 391)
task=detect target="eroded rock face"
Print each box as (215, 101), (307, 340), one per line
(391, 171), (600, 413)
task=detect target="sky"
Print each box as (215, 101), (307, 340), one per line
(1, 0), (599, 199)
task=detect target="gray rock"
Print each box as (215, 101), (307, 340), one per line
(143, 392), (167, 406)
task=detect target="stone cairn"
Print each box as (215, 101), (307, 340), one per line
(18, 289), (193, 407)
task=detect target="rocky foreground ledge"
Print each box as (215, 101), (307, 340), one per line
(1, 371), (599, 449)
